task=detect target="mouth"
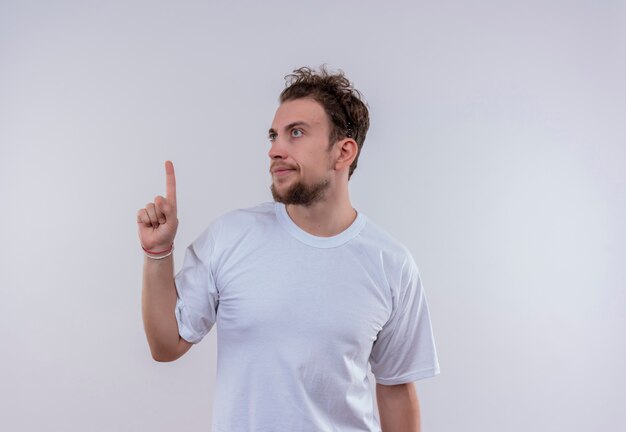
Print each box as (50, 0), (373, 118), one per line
(273, 169), (296, 176)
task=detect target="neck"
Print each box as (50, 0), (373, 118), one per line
(285, 193), (356, 237)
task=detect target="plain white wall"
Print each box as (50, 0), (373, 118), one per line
(1, 0), (624, 431)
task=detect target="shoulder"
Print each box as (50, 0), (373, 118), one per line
(355, 214), (421, 293)
(214, 201), (275, 232)
(359, 215), (415, 267)
(194, 201), (276, 250)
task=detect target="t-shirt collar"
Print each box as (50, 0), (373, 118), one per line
(274, 201), (366, 248)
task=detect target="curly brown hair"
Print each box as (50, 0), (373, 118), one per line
(279, 66), (370, 180)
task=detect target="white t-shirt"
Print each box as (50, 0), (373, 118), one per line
(174, 201), (440, 432)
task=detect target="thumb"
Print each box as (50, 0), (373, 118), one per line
(156, 196), (175, 219)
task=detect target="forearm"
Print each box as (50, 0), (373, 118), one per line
(141, 254), (180, 360)
(376, 383), (421, 432)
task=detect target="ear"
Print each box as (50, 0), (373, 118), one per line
(333, 138), (358, 171)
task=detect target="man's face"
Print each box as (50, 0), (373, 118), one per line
(268, 98), (336, 207)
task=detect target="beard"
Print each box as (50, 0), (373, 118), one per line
(270, 173), (331, 207)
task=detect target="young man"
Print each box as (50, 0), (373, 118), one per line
(138, 66), (440, 432)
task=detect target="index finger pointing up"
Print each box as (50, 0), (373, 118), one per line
(165, 160), (177, 204)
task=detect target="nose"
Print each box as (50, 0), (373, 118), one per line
(268, 137), (288, 160)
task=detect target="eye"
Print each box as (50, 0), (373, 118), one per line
(268, 133), (277, 142)
(291, 129), (303, 138)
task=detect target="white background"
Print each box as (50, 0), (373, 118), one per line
(1, 1), (625, 431)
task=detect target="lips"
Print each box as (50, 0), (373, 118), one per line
(273, 168), (295, 176)
(271, 166), (296, 174)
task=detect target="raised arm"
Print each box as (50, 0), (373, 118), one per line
(137, 160), (192, 361)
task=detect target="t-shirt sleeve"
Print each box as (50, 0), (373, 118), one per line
(173, 223), (220, 344)
(369, 255), (440, 385)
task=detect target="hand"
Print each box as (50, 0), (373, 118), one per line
(137, 160), (179, 251)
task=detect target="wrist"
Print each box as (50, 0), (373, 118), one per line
(142, 242), (174, 260)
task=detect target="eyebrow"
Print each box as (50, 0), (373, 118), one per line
(268, 121), (311, 136)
